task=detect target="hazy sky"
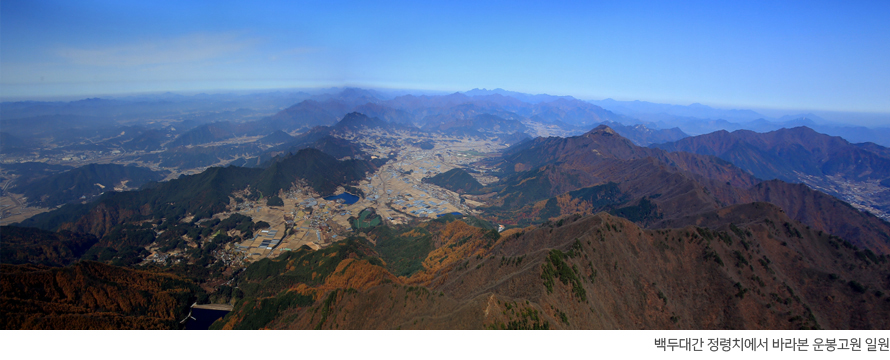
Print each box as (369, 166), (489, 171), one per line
(2, 0), (889, 113)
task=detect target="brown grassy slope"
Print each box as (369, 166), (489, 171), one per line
(749, 180), (890, 254)
(0, 261), (198, 329)
(223, 211), (889, 329)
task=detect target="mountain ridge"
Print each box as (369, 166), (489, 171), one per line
(485, 125), (890, 253)
(653, 126), (890, 221)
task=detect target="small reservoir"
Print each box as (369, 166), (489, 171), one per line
(324, 193), (359, 205)
(184, 304), (233, 330)
(436, 212), (462, 218)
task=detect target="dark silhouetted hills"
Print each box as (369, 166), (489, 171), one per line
(167, 121), (245, 147)
(1, 162), (72, 184)
(332, 112), (393, 133)
(423, 168), (485, 194)
(12, 164), (167, 207)
(0, 226), (99, 267)
(255, 148), (375, 197)
(0, 132), (29, 154)
(257, 130), (295, 145)
(255, 126), (369, 164)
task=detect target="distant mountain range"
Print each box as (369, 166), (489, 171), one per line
(463, 88), (574, 103)
(233, 88), (681, 146)
(0, 91), (310, 121)
(590, 98), (766, 122)
(4, 87), (887, 150)
(653, 126), (890, 220)
(0, 88), (689, 165)
(263, 99), (341, 130)
(588, 98), (890, 146)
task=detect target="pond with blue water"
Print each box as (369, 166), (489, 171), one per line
(185, 308), (230, 330)
(324, 193), (359, 205)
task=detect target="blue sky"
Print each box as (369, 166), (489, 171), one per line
(2, 0), (889, 115)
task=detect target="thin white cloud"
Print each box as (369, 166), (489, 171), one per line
(55, 33), (259, 67)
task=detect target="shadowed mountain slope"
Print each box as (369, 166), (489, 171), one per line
(254, 148), (376, 197)
(257, 130), (296, 145)
(0, 261), (200, 330)
(423, 168), (485, 194)
(485, 125), (890, 254)
(0, 226), (99, 267)
(12, 164), (167, 208)
(653, 127), (890, 183)
(332, 112), (397, 133)
(652, 127), (890, 221)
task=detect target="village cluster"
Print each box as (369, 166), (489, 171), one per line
(207, 136), (508, 263)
